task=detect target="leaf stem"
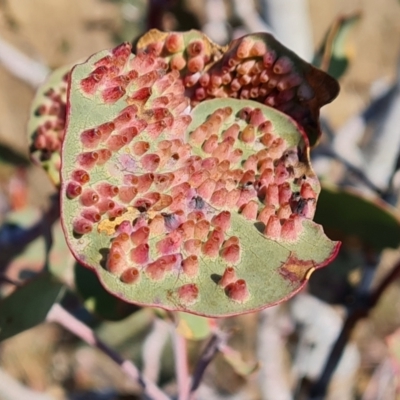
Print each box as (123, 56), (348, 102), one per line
(171, 326), (190, 400)
(47, 303), (171, 400)
(190, 330), (228, 397)
(142, 317), (170, 383)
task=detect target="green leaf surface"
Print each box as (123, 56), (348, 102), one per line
(314, 185), (400, 250)
(313, 12), (361, 80)
(74, 262), (140, 321)
(27, 64), (71, 187)
(176, 312), (211, 340)
(61, 43), (338, 317)
(308, 244), (363, 305)
(0, 273), (65, 341)
(136, 30), (340, 147)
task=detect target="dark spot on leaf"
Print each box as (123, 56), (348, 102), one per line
(279, 252), (314, 284)
(73, 232), (83, 240)
(162, 213), (180, 230)
(254, 221), (265, 234)
(240, 182), (254, 189)
(99, 248), (110, 270)
(297, 145), (305, 161)
(291, 197), (315, 216)
(191, 196), (205, 210)
(210, 273), (222, 285)
(292, 198), (307, 214)
(132, 218), (139, 227)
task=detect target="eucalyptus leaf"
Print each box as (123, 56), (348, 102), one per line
(27, 64), (71, 186)
(74, 262), (140, 321)
(136, 29), (340, 146)
(314, 185), (400, 250)
(313, 12), (361, 79)
(0, 273), (65, 341)
(60, 43), (338, 317)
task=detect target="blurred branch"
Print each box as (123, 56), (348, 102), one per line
(47, 303), (171, 400)
(363, 68), (400, 193)
(231, 0), (273, 35)
(0, 35), (49, 88)
(142, 317), (170, 383)
(308, 257), (400, 400)
(190, 330), (228, 396)
(259, 0), (313, 60)
(172, 326), (190, 400)
(361, 358), (396, 400)
(0, 274), (20, 286)
(332, 115), (366, 170)
(333, 59), (400, 199)
(332, 83), (395, 170)
(291, 294), (359, 400)
(258, 306), (292, 400)
(313, 146), (384, 196)
(202, 0), (229, 44)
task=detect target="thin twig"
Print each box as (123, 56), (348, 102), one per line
(0, 274), (20, 286)
(47, 303), (170, 400)
(190, 330), (228, 397)
(312, 147), (384, 196)
(369, 260), (400, 307)
(308, 258), (400, 399)
(172, 326), (190, 400)
(142, 317), (170, 383)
